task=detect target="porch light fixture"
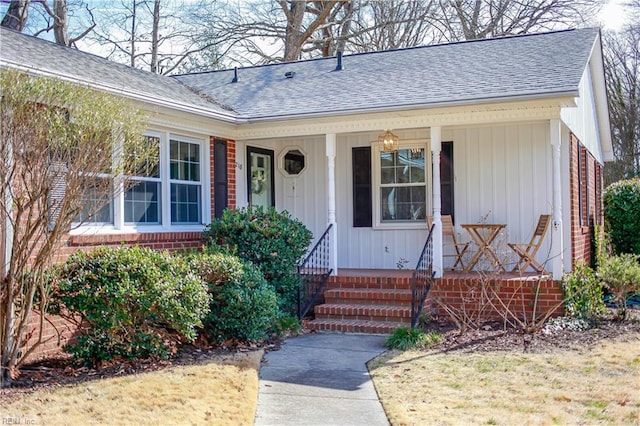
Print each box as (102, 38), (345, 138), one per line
(378, 129), (399, 152)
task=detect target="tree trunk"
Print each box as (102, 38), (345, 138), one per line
(150, 0), (161, 73)
(1, 0), (30, 31)
(53, 0), (70, 46)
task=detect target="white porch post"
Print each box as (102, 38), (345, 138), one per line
(430, 126), (443, 278)
(326, 133), (338, 275)
(550, 119), (564, 280)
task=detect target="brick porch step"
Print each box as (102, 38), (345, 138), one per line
(324, 288), (412, 306)
(326, 276), (412, 290)
(304, 318), (403, 334)
(314, 303), (411, 322)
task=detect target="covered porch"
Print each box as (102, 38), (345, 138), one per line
(236, 115), (569, 281)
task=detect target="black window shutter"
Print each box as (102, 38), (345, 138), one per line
(440, 141), (455, 223)
(352, 147), (372, 227)
(214, 139), (228, 219)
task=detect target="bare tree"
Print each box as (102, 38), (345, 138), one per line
(431, 0), (603, 42)
(1, 0), (95, 46)
(603, 4), (640, 183)
(348, 0), (436, 53)
(88, 0), (225, 74)
(1, 0), (30, 31)
(188, 0), (352, 65)
(0, 69), (154, 386)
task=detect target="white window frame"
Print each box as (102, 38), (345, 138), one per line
(372, 140), (431, 230)
(71, 130), (211, 235)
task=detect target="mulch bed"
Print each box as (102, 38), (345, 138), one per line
(423, 307), (640, 353)
(2, 308), (638, 401)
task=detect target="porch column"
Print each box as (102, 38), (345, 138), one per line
(430, 126), (443, 278)
(550, 119), (564, 280)
(326, 133), (338, 275)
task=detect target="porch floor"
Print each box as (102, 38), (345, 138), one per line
(334, 268), (549, 280)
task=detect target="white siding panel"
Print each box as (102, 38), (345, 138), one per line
(336, 132), (428, 269)
(454, 123), (553, 270)
(561, 67), (603, 163)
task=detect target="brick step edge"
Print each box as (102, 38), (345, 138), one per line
(324, 288), (412, 305)
(304, 319), (404, 334)
(326, 280), (413, 290)
(314, 305), (412, 324)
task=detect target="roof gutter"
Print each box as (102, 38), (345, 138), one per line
(0, 60), (240, 124)
(235, 90), (579, 123)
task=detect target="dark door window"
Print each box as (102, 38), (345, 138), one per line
(247, 146), (275, 208)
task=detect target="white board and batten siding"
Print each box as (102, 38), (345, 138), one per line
(238, 121), (554, 271)
(235, 137), (329, 256)
(561, 66), (604, 163)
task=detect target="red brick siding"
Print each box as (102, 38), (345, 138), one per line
(227, 139), (236, 209)
(427, 276), (564, 321)
(569, 133), (604, 266)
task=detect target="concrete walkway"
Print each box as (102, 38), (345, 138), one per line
(254, 333), (390, 426)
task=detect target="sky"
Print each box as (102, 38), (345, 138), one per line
(599, 0), (631, 30)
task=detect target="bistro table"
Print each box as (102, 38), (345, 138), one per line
(461, 224), (507, 273)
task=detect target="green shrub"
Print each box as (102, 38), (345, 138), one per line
(596, 253), (640, 319)
(562, 264), (606, 321)
(203, 206), (312, 313)
(603, 178), (640, 256)
(385, 327), (442, 350)
(190, 250), (279, 342)
(50, 246), (210, 366)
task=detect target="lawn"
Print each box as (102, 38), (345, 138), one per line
(0, 350), (262, 425)
(369, 335), (640, 425)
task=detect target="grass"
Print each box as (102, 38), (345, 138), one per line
(369, 335), (640, 425)
(0, 350), (263, 425)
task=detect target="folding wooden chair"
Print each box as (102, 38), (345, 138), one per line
(508, 214), (552, 274)
(428, 215), (470, 271)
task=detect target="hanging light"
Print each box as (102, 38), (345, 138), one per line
(378, 130), (399, 152)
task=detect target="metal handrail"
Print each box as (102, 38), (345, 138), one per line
(411, 223), (435, 328)
(299, 224), (333, 269)
(297, 224), (333, 319)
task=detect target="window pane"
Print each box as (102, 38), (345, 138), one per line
(171, 183), (201, 224)
(77, 178), (113, 224)
(381, 185), (426, 222)
(170, 139), (200, 182)
(129, 136), (160, 178)
(124, 181), (161, 225)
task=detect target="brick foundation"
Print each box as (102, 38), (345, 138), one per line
(427, 275), (564, 322)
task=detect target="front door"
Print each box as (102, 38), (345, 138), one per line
(247, 146), (275, 208)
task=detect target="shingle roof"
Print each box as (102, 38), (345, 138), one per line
(1, 27), (599, 122)
(174, 28), (599, 120)
(0, 27), (235, 118)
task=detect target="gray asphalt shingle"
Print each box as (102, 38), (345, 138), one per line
(1, 27), (599, 122)
(0, 27), (234, 117)
(175, 28), (598, 120)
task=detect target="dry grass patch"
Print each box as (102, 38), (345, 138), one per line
(0, 350), (262, 425)
(369, 335), (640, 425)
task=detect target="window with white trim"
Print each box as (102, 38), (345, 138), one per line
(170, 139), (201, 224)
(373, 143), (429, 228)
(124, 135), (161, 225)
(74, 132), (206, 231)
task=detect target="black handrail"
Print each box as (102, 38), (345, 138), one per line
(411, 223), (435, 328)
(297, 224), (333, 319)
